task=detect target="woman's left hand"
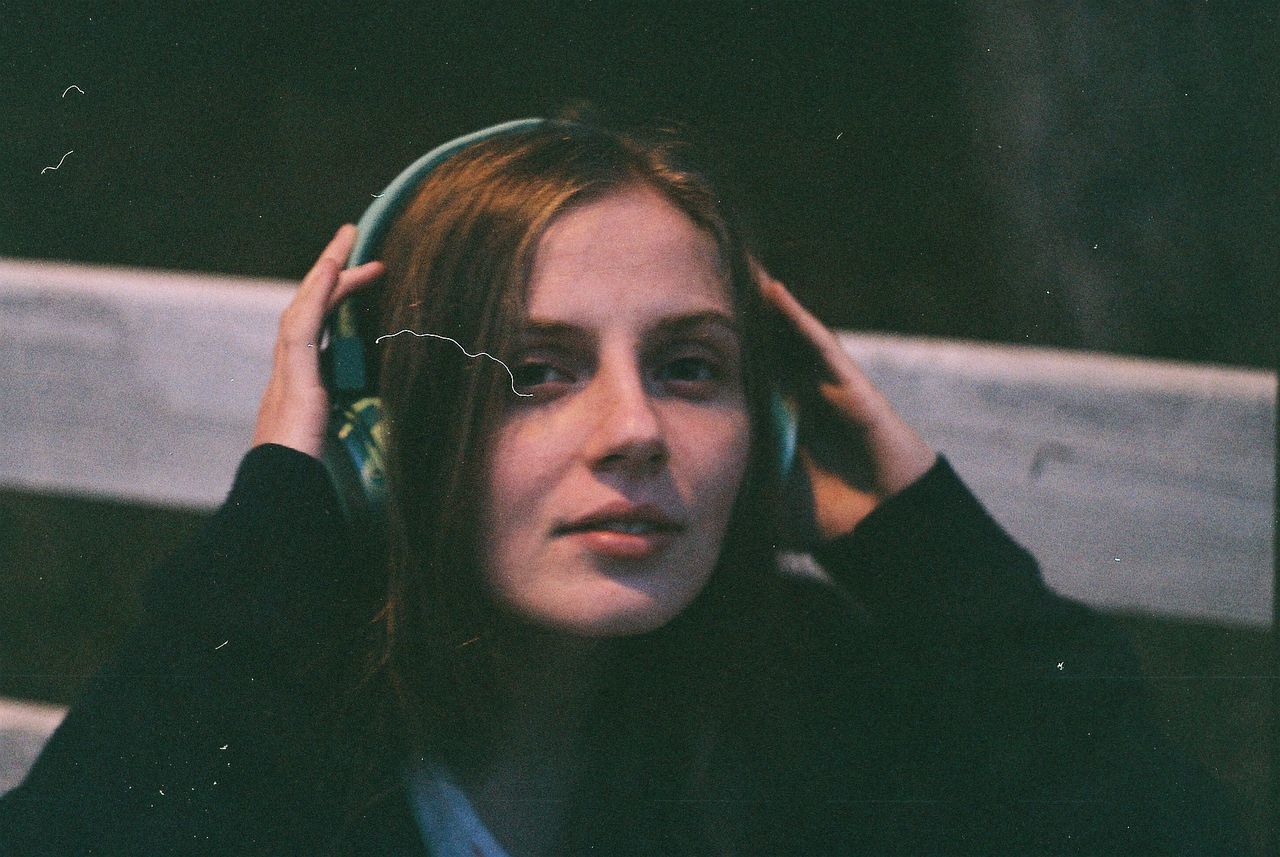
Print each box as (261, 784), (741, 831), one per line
(757, 264), (937, 543)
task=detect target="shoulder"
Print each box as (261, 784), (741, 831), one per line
(742, 565), (884, 696)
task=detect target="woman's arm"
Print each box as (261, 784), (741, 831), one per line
(0, 444), (364, 855)
(758, 267), (1247, 854)
(0, 226), (386, 856)
(808, 457), (1247, 855)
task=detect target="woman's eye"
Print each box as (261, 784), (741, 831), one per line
(658, 356), (720, 385)
(512, 361), (572, 391)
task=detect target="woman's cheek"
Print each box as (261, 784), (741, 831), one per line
(683, 410), (752, 523)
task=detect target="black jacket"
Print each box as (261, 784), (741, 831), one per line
(0, 444), (1247, 856)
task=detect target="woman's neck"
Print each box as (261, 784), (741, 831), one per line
(490, 629), (608, 759)
(450, 626), (614, 856)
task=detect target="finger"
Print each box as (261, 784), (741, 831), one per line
(282, 257), (339, 338)
(748, 255), (773, 289)
(763, 279), (893, 419)
(760, 277), (853, 371)
(297, 225), (357, 294)
(281, 260), (384, 365)
(316, 223), (358, 270)
(325, 260), (385, 313)
(287, 226), (370, 332)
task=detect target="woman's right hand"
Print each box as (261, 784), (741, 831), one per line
(251, 224), (385, 459)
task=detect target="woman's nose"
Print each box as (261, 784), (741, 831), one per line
(582, 365), (668, 475)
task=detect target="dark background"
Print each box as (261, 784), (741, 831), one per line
(1, 2), (1275, 854)
(1, 1), (1275, 367)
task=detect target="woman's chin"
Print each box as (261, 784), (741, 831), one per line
(520, 580), (693, 638)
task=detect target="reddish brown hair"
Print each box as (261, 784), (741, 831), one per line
(348, 116), (789, 852)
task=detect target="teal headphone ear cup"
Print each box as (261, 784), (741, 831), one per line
(771, 389), (816, 549)
(770, 390), (799, 483)
(320, 118), (547, 532)
(319, 397), (388, 555)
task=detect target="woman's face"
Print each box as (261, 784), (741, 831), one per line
(479, 184), (751, 637)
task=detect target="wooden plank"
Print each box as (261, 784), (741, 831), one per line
(0, 698), (65, 796)
(0, 258), (287, 511)
(1, 257), (1273, 627)
(838, 334), (1274, 629)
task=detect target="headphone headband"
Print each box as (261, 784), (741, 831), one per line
(327, 117), (547, 395)
(349, 117), (547, 269)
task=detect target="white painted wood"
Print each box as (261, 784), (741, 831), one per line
(0, 698), (65, 796)
(837, 333), (1274, 629)
(1, 257), (1273, 627)
(0, 258), (289, 511)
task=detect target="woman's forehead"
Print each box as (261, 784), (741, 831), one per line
(527, 185), (731, 322)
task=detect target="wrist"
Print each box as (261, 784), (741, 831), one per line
(867, 419), (936, 497)
(251, 423), (325, 460)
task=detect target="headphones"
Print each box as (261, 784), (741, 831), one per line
(317, 118), (799, 546)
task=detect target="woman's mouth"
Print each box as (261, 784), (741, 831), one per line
(555, 504), (685, 560)
(558, 525), (679, 560)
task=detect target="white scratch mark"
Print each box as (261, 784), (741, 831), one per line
(159, 789), (165, 796)
(62, 84), (85, 98)
(214, 640), (229, 650)
(375, 329), (533, 397)
(371, 192), (384, 198)
(836, 132), (843, 140)
(219, 744), (228, 750)
(1056, 662), (1064, 670)
(457, 636), (481, 649)
(41, 150), (73, 174)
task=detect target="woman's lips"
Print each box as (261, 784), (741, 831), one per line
(559, 528), (678, 560)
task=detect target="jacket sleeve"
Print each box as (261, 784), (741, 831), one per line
(0, 444), (366, 856)
(808, 455), (1249, 856)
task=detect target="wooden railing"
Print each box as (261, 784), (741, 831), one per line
(2, 256), (1272, 628)
(0, 255), (1274, 797)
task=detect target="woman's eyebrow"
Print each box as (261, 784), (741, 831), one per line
(517, 311), (740, 344)
(516, 320), (593, 347)
(649, 310), (740, 340)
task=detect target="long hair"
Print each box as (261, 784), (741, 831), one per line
(351, 115), (791, 852)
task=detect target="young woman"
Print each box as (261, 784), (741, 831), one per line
(1, 117), (1245, 856)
